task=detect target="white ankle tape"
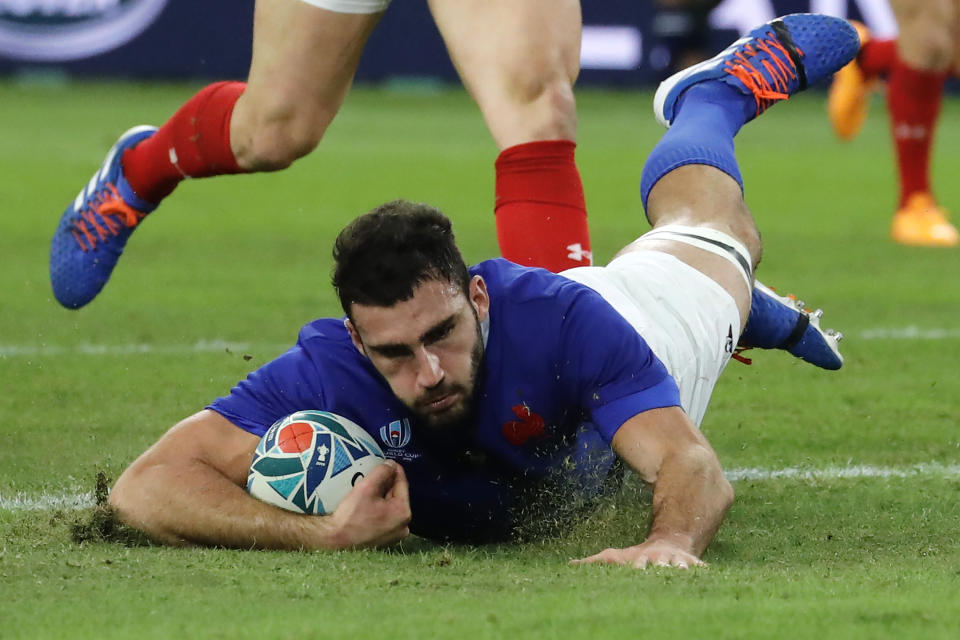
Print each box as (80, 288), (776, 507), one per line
(641, 224), (753, 290)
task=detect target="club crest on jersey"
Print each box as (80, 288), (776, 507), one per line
(379, 419), (412, 449)
(502, 404), (546, 446)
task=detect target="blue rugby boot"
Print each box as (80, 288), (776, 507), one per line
(50, 125), (158, 309)
(654, 13), (860, 127)
(738, 282), (844, 370)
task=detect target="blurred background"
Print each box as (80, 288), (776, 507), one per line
(0, 0), (897, 87)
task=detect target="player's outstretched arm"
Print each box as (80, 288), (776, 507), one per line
(108, 410), (411, 550)
(572, 406), (733, 569)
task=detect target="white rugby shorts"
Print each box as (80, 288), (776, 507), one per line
(562, 226), (750, 427)
(298, 0), (390, 13)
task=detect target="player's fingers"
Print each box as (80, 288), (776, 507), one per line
(641, 554), (674, 569)
(656, 552), (678, 567)
(570, 548), (625, 565)
(670, 550), (705, 569)
(387, 461), (410, 504)
(569, 552), (601, 565)
(635, 552), (704, 570)
(598, 549), (628, 564)
(359, 459), (399, 498)
(388, 464), (412, 525)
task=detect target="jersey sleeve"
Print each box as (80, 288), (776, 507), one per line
(207, 342), (327, 438)
(558, 286), (681, 443)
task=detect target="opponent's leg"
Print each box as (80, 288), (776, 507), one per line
(50, 0), (383, 309)
(231, 0), (383, 172)
(887, 0), (958, 247)
(428, 0), (592, 272)
(954, 0), (960, 75)
(638, 14), (856, 368)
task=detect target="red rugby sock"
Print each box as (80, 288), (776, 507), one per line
(494, 140), (591, 272)
(858, 39), (895, 77)
(122, 81), (248, 205)
(887, 59), (947, 205)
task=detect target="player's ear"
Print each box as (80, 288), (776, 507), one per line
(343, 318), (366, 356)
(468, 275), (489, 323)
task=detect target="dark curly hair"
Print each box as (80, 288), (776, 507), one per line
(332, 200), (471, 317)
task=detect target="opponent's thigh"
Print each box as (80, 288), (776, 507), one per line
(954, 0), (960, 72)
(890, 0), (955, 70)
(428, 0), (582, 147)
(231, 0), (383, 168)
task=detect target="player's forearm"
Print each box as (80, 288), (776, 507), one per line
(109, 458), (344, 550)
(646, 443), (733, 557)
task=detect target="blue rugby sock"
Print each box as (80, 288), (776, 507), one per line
(740, 285), (803, 349)
(640, 81), (754, 214)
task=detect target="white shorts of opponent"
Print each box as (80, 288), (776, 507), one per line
(299, 0), (390, 13)
(562, 225), (751, 428)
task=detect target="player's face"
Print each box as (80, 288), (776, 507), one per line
(346, 276), (489, 430)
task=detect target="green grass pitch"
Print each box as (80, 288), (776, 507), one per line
(1, 80), (959, 639)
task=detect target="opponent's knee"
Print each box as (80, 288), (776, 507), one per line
(231, 102), (333, 171)
(899, 29), (954, 70)
(528, 80), (578, 141)
(482, 70), (578, 146)
(896, 2), (956, 70)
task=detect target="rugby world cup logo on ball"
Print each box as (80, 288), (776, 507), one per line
(0, 0), (168, 62)
(248, 411), (385, 515)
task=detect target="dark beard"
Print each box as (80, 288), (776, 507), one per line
(412, 322), (484, 433)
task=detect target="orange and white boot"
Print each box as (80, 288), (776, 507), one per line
(891, 193), (959, 247)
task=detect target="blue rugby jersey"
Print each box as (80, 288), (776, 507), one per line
(210, 259), (680, 541)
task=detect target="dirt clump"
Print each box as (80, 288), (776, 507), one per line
(70, 472), (152, 547)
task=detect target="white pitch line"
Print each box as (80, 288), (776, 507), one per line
(0, 340), (291, 358)
(725, 461), (960, 482)
(1, 491), (95, 512)
(859, 327), (960, 340)
(3, 463), (958, 513)
(1, 327), (958, 359)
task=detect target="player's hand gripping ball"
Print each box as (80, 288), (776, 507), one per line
(247, 410), (386, 514)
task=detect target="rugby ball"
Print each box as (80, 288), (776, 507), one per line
(247, 410), (385, 515)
